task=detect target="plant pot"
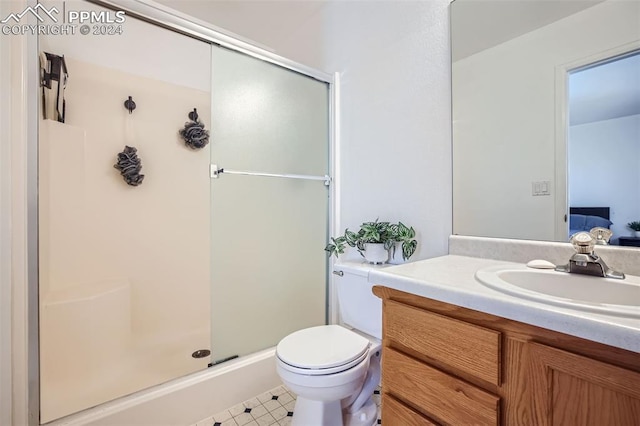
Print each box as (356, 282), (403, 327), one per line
(388, 242), (405, 265)
(362, 243), (389, 264)
(635, 231), (640, 238)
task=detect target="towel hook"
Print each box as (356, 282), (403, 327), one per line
(124, 96), (136, 114)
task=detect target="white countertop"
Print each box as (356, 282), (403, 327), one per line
(366, 255), (640, 353)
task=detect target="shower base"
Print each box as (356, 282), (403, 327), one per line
(47, 347), (280, 426)
(42, 328), (209, 423)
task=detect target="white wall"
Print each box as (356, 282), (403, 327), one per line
(453, 0), (640, 241)
(569, 114), (640, 243)
(322, 1), (452, 261)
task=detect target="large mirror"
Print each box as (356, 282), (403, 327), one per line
(452, 0), (640, 247)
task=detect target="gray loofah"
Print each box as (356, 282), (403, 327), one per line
(114, 145), (144, 186)
(179, 109), (210, 149)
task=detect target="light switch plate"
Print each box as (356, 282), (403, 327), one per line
(532, 181), (551, 196)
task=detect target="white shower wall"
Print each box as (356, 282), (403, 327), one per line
(38, 56), (212, 422)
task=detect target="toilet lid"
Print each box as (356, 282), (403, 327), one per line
(276, 325), (370, 370)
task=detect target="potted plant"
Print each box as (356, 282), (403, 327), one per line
(325, 219), (417, 264)
(628, 221), (640, 238)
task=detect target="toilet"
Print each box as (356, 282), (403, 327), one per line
(276, 263), (382, 426)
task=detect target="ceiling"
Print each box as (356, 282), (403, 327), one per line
(570, 52), (640, 126)
(451, 0), (605, 62)
(153, 0), (327, 53)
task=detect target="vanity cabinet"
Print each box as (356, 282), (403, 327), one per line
(372, 286), (640, 426)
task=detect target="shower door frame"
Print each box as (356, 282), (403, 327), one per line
(14, 0), (340, 424)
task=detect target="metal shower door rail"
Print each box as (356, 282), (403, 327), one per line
(210, 164), (332, 186)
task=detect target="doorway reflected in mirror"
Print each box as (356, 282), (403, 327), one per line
(568, 51), (640, 246)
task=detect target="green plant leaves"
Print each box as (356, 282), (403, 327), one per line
(359, 220), (391, 243)
(401, 239), (418, 260)
(325, 219), (418, 261)
(344, 230), (359, 247)
(396, 222), (415, 240)
(324, 236), (347, 258)
(324, 243), (336, 256)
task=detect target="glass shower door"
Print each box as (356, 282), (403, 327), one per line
(210, 45), (329, 363)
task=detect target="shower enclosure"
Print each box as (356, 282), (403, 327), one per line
(36, 2), (332, 422)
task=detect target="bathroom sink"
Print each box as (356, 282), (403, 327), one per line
(475, 265), (640, 318)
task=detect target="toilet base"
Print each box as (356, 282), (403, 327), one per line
(291, 397), (342, 426)
(291, 396), (378, 426)
(344, 397), (378, 426)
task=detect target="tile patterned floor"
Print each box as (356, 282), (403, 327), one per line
(193, 385), (382, 426)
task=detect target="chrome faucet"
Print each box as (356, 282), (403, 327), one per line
(555, 231), (625, 279)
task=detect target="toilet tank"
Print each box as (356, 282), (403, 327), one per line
(334, 262), (384, 339)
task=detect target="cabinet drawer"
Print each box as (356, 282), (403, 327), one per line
(382, 394), (438, 425)
(383, 347), (500, 426)
(384, 299), (501, 385)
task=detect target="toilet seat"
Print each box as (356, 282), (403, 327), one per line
(278, 347), (369, 376)
(276, 325), (370, 376)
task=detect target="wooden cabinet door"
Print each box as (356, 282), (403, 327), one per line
(529, 342), (640, 426)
